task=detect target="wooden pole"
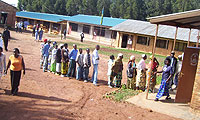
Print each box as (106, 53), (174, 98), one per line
(187, 28), (191, 47)
(172, 26), (178, 51)
(196, 30), (200, 47)
(146, 24), (159, 99)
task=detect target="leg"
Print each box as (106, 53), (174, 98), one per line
(127, 78), (131, 89)
(72, 60), (76, 77)
(43, 56), (48, 72)
(11, 71), (21, 95)
(3, 39), (8, 51)
(67, 60), (73, 77)
(76, 66), (80, 80)
(92, 64), (98, 85)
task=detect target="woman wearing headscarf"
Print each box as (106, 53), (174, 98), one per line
(6, 48), (25, 95)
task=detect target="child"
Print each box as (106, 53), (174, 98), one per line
(56, 44), (63, 75)
(61, 43), (69, 77)
(76, 48), (84, 80)
(155, 58), (172, 101)
(127, 56), (137, 90)
(107, 55), (115, 88)
(50, 44), (58, 73)
(83, 48), (91, 82)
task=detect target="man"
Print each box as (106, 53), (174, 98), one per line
(76, 48), (84, 80)
(166, 51), (177, 90)
(136, 54), (147, 91)
(67, 44), (78, 78)
(2, 27), (10, 51)
(92, 45), (100, 86)
(83, 48), (91, 83)
(80, 32), (84, 42)
(174, 55), (183, 89)
(42, 40), (51, 72)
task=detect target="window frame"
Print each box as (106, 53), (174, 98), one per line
(83, 25), (90, 34)
(156, 39), (169, 49)
(137, 36), (150, 46)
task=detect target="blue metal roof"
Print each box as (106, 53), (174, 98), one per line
(66, 14), (127, 27)
(16, 11), (70, 23)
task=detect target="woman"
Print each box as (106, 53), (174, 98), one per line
(50, 44), (58, 73)
(155, 58), (172, 101)
(0, 47), (6, 80)
(147, 56), (159, 93)
(6, 48), (25, 95)
(127, 56), (137, 90)
(56, 44), (63, 75)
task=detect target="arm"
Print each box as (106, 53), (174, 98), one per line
(22, 57), (25, 75)
(166, 74), (172, 83)
(6, 60), (11, 73)
(3, 55), (6, 72)
(155, 58), (159, 68)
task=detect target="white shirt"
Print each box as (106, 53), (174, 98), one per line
(175, 61), (182, 74)
(137, 59), (146, 70)
(92, 49), (99, 65)
(76, 54), (84, 67)
(107, 59), (114, 75)
(51, 48), (57, 63)
(83, 53), (91, 68)
(0, 38), (3, 48)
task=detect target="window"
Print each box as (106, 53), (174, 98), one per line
(83, 25), (90, 34)
(175, 42), (187, 51)
(94, 26), (105, 37)
(0, 13), (8, 24)
(111, 31), (117, 39)
(156, 39), (169, 49)
(137, 36), (150, 46)
(69, 23), (78, 31)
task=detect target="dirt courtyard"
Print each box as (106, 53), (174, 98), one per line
(0, 29), (179, 120)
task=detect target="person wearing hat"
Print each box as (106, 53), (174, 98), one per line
(174, 55), (183, 89)
(48, 41), (57, 72)
(42, 40), (51, 72)
(110, 53), (123, 88)
(40, 39), (48, 69)
(127, 55), (137, 90)
(2, 27), (10, 51)
(166, 51), (177, 90)
(0, 34), (3, 48)
(50, 43), (58, 73)
(136, 54), (147, 91)
(61, 43), (69, 77)
(146, 55), (159, 92)
(56, 44), (63, 75)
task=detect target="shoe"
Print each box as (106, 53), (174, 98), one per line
(84, 80), (88, 83)
(166, 96), (171, 100)
(108, 85), (113, 88)
(154, 98), (159, 101)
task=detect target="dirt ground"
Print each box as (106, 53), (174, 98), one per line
(0, 29), (179, 120)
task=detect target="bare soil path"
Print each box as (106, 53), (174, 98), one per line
(0, 29), (179, 120)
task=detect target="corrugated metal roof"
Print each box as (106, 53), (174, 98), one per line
(65, 14), (126, 27)
(16, 11), (70, 23)
(110, 19), (199, 43)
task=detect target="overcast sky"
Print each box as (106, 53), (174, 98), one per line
(2, 0), (18, 7)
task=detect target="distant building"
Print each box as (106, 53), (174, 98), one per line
(0, 0), (17, 28)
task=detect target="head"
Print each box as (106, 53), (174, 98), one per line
(130, 55), (135, 62)
(64, 43), (68, 49)
(55, 44), (58, 49)
(178, 55), (182, 61)
(73, 44), (77, 50)
(142, 54), (147, 60)
(171, 51), (175, 57)
(44, 39), (47, 43)
(59, 44), (64, 49)
(96, 45), (100, 50)
(79, 48), (83, 54)
(86, 48), (90, 54)
(13, 48), (20, 57)
(110, 55), (115, 60)
(53, 41), (57, 46)
(165, 58), (171, 66)
(118, 53), (123, 59)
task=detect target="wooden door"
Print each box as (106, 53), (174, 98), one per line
(175, 47), (200, 103)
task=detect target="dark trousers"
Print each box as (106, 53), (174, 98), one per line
(81, 37), (84, 42)
(3, 39), (8, 51)
(83, 67), (89, 80)
(10, 70), (21, 94)
(67, 59), (76, 77)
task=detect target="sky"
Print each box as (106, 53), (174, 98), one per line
(2, 0), (18, 7)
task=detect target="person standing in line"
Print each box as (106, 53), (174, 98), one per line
(2, 27), (10, 51)
(92, 45), (100, 86)
(32, 25), (36, 37)
(136, 54), (147, 91)
(50, 44), (58, 73)
(0, 34), (4, 48)
(48, 41), (57, 72)
(166, 51), (177, 91)
(42, 40), (51, 72)
(39, 28), (44, 41)
(107, 55), (115, 88)
(83, 48), (91, 83)
(76, 48), (84, 80)
(35, 28), (39, 41)
(6, 48), (25, 96)
(80, 32), (84, 42)
(174, 55), (183, 89)
(61, 43), (69, 77)
(56, 44), (63, 75)
(154, 58), (172, 101)
(67, 44), (78, 78)
(40, 39), (47, 69)
(127, 55), (137, 90)
(0, 47), (6, 80)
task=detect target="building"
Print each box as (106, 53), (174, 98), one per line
(16, 11), (70, 34)
(61, 14), (126, 45)
(0, 0), (17, 28)
(110, 19), (199, 56)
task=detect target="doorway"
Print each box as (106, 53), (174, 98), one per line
(121, 34), (128, 48)
(0, 12), (8, 24)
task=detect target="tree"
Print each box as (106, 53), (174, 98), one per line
(97, 0), (111, 17)
(66, 0), (79, 16)
(54, 0), (67, 15)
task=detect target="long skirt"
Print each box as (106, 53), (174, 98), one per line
(147, 70), (156, 92)
(50, 61), (56, 73)
(10, 70), (21, 94)
(156, 79), (169, 99)
(56, 63), (61, 73)
(113, 72), (122, 88)
(136, 70), (146, 90)
(127, 77), (136, 90)
(61, 62), (68, 75)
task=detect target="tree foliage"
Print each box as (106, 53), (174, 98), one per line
(18, 0), (200, 21)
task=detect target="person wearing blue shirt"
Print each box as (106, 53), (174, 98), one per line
(67, 44), (78, 78)
(42, 40), (51, 72)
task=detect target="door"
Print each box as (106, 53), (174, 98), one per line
(175, 47), (200, 103)
(121, 34), (128, 48)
